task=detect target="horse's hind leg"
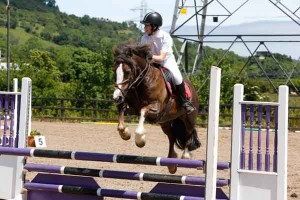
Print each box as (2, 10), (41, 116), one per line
(182, 146), (192, 159)
(182, 130), (193, 159)
(182, 128), (201, 159)
(179, 116), (201, 159)
(161, 122), (178, 174)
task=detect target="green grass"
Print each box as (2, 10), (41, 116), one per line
(0, 27), (32, 43)
(0, 27), (59, 48)
(266, 92), (300, 107)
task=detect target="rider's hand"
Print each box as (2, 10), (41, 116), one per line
(146, 53), (153, 62)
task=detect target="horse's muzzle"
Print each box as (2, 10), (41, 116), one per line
(114, 96), (125, 105)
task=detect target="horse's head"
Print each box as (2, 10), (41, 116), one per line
(112, 62), (133, 104)
(112, 41), (151, 104)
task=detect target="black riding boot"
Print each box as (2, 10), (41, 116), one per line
(176, 82), (195, 114)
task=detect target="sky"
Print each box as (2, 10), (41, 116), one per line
(55, 0), (300, 58)
(55, 0), (300, 29)
(55, 0), (175, 29)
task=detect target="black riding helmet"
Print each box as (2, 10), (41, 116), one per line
(141, 12), (162, 33)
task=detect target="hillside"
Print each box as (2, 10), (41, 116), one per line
(0, 0), (141, 55)
(0, 0), (145, 101)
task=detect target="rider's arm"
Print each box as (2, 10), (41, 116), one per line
(152, 32), (173, 62)
(152, 51), (167, 62)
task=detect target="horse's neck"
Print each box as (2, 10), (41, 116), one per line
(129, 64), (160, 96)
(133, 58), (164, 92)
(142, 65), (161, 86)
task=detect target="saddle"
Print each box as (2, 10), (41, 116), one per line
(158, 66), (191, 99)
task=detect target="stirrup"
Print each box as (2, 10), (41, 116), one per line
(183, 102), (195, 114)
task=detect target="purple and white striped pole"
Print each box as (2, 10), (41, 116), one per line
(0, 147), (230, 170)
(25, 182), (204, 200)
(24, 163), (229, 187)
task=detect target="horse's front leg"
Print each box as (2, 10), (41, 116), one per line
(135, 103), (160, 148)
(135, 107), (147, 147)
(117, 104), (131, 140)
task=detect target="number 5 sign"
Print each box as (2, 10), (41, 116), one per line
(34, 136), (47, 148)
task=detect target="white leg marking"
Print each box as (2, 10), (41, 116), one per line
(136, 109), (146, 134)
(182, 148), (191, 159)
(135, 109), (146, 147)
(113, 64), (124, 100)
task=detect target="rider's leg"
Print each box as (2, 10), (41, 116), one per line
(176, 81), (195, 114)
(164, 61), (195, 114)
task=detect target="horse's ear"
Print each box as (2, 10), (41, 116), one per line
(126, 47), (133, 56)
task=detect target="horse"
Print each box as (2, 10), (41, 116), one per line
(112, 41), (200, 174)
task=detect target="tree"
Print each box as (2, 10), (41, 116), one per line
(19, 49), (62, 97)
(68, 48), (113, 99)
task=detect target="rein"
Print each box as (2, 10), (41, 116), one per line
(128, 61), (151, 89)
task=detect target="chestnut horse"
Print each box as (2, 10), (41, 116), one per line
(112, 41), (200, 174)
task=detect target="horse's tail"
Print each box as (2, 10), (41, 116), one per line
(188, 128), (201, 151)
(172, 118), (201, 151)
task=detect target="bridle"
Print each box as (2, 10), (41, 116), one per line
(114, 58), (151, 104)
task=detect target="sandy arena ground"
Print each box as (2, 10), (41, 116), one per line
(26, 121), (299, 200)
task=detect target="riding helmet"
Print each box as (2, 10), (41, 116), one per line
(140, 12), (162, 27)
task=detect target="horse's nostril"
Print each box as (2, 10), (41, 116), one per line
(115, 96), (124, 104)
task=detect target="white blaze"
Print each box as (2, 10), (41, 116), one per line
(113, 64), (124, 100)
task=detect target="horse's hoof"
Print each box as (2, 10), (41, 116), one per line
(120, 133), (131, 140)
(168, 166), (177, 174)
(118, 127), (131, 140)
(135, 134), (146, 148)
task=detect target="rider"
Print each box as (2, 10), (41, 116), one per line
(140, 12), (195, 114)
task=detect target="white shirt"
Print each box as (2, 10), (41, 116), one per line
(140, 29), (175, 66)
(140, 29), (183, 85)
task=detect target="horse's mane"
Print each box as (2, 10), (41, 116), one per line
(113, 41), (155, 91)
(113, 40), (151, 64)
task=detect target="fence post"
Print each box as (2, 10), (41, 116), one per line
(60, 99), (65, 120)
(93, 100), (97, 122)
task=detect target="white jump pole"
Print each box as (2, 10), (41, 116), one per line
(0, 78), (32, 200)
(13, 78), (18, 139)
(205, 66), (221, 200)
(277, 85), (288, 200)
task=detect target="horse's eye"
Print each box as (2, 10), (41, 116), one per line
(122, 65), (130, 73)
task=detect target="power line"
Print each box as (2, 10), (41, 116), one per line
(130, 0), (153, 31)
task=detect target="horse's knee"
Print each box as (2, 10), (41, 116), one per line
(118, 126), (131, 140)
